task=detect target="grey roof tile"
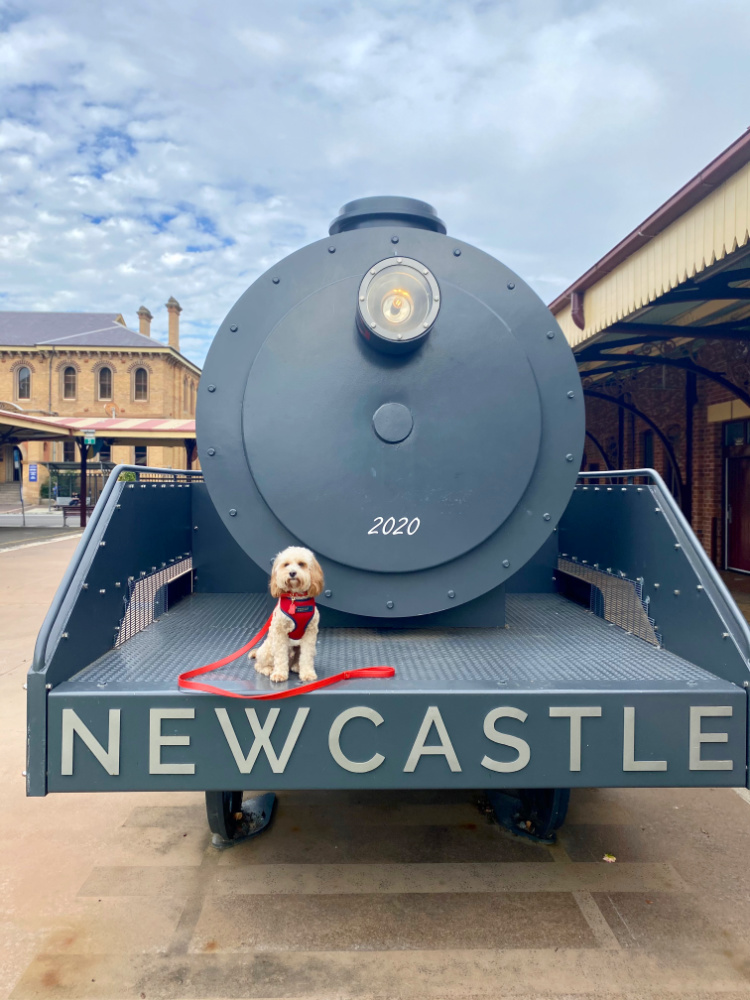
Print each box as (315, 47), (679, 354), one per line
(0, 312), (161, 349)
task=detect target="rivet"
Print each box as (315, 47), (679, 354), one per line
(62, 632), (69, 639)
(397, 257), (403, 264)
(328, 246), (336, 253)
(230, 324), (238, 332)
(502, 559), (510, 568)
(324, 589), (332, 598)
(194, 525), (199, 530)
(207, 448), (216, 456)
(22, 683), (27, 690)
(82, 583), (89, 590)
(507, 281), (515, 290)
(359, 295), (365, 301)
(722, 632), (730, 639)
(370, 268), (376, 274)
(115, 504), (121, 509)
(447, 590), (456, 598)
(229, 509), (237, 517)
(566, 454), (573, 462)
(207, 385), (216, 393)
(674, 589), (680, 596)
(115, 582), (121, 588)
(567, 391), (575, 398)
(272, 276), (280, 284)
(99, 588), (106, 594)
(99, 541), (106, 547)
(386, 600), (394, 609)
(696, 584), (703, 591)
(22, 771), (26, 777)
(654, 583), (660, 589)
(422, 268), (428, 275)
(391, 235), (399, 244)
(546, 331), (555, 340)
(543, 513), (551, 521)
(453, 248), (461, 256)
(655, 507), (661, 513)
(674, 543), (681, 549)
(46, 684), (52, 691)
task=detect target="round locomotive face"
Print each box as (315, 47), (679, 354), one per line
(199, 211), (584, 618)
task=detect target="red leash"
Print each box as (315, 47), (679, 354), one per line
(177, 610), (395, 700)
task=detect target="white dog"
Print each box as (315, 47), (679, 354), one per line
(250, 546), (324, 683)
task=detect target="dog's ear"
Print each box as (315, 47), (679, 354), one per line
(308, 555), (325, 597)
(269, 554), (281, 598)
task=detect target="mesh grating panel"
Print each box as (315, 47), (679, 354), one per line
(115, 557), (193, 646)
(557, 558), (661, 647)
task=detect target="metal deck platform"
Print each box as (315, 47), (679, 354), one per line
(64, 592), (724, 695)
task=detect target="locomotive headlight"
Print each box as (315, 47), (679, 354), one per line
(357, 257), (440, 352)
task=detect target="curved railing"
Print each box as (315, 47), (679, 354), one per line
(30, 465), (203, 674)
(577, 468), (750, 666)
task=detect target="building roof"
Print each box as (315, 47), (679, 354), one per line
(0, 312), (159, 349)
(550, 129), (750, 348)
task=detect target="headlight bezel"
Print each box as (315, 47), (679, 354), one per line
(357, 256), (440, 352)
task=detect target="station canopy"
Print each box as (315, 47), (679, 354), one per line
(550, 129), (750, 421)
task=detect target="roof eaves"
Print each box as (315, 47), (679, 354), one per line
(549, 128), (750, 315)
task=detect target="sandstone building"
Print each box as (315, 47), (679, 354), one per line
(0, 299), (200, 502)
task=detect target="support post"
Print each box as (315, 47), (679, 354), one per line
(77, 437), (88, 528)
(684, 371), (697, 523)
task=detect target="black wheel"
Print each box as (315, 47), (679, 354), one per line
(486, 787), (570, 844)
(205, 790), (243, 842)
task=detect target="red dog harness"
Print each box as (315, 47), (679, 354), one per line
(278, 593), (316, 640)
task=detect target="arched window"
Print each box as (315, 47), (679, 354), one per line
(98, 366), (112, 401)
(133, 367), (148, 401)
(17, 366), (31, 400)
(189, 381), (194, 414)
(62, 366), (77, 400)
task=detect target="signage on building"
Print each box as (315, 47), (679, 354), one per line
(28, 464), (38, 482)
(83, 430), (96, 445)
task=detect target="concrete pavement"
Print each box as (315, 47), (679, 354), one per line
(3, 538), (750, 999)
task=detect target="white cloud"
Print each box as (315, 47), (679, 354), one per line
(1, 0), (749, 364)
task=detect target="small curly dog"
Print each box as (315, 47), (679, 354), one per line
(250, 546), (324, 683)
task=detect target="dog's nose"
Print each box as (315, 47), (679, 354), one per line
(288, 570), (297, 578)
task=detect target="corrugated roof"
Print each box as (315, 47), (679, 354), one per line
(0, 312), (159, 349)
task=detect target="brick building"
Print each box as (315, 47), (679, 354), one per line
(0, 300), (200, 502)
(550, 131), (750, 573)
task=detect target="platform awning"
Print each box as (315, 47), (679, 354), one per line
(12, 415), (196, 444)
(550, 130), (750, 350)
(0, 410), (73, 443)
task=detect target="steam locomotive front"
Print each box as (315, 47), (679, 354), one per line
(198, 196), (585, 619)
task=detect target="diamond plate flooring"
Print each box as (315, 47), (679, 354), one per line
(67, 591), (719, 691)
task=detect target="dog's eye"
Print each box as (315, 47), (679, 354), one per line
(298, 562), (306, 568)
(283, 562), (290, 568)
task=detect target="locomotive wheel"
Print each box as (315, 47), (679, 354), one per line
(205, 790), (277, 847)
(486, 787), (570, 844)
(205, 790), (243, 842)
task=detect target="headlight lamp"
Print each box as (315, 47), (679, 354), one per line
(357, 257), (440, 353)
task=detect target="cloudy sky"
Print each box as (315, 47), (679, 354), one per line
(1, 0), (749, 366)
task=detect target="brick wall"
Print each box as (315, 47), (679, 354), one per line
(581, 338), (750, 567)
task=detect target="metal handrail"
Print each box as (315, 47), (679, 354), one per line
(31, 464), (203, 674)
(577, 467), (750, 664)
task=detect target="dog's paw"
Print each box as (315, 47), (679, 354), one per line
(269, 670), (289, 683)
(298, 669), (317, 682)
(254, 661), (272, 676)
